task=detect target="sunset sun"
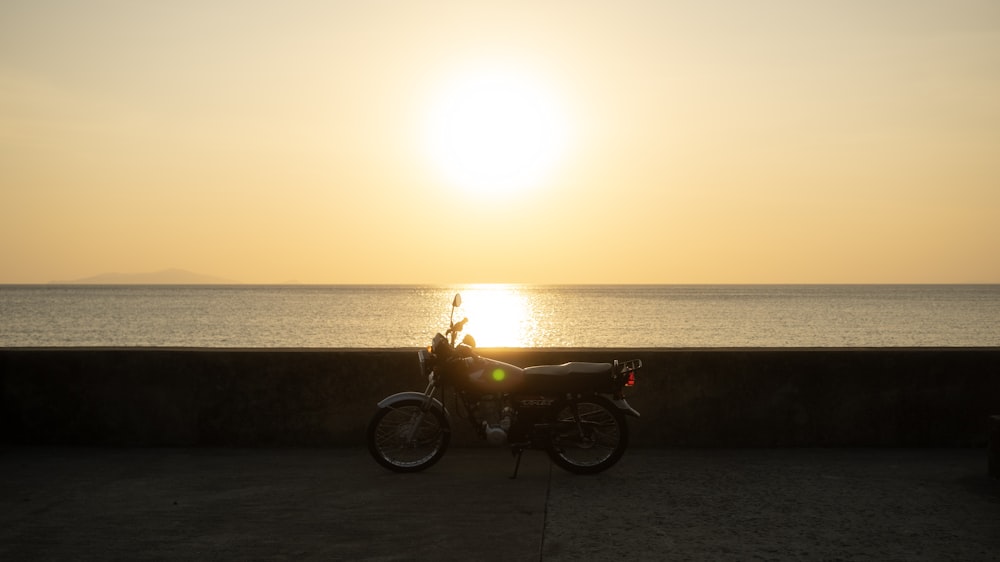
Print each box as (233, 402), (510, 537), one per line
(424, 67), (569, 196)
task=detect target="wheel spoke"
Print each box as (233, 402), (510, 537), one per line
(548, 399), (627, 472)
(368, 403), (448, 471)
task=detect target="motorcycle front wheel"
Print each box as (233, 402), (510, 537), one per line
(545, 396), (628, 475)
(367, 399), (450, 472)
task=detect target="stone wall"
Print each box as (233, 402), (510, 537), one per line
(2, 348), (998, 447)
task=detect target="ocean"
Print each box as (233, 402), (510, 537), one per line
(1, 284), (998, 348)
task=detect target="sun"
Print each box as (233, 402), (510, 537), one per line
(424, 67), (569, 196)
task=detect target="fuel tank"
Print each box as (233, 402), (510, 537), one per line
(458, 357), (526, 393)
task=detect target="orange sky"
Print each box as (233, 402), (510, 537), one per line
(2, 1), (999, 284)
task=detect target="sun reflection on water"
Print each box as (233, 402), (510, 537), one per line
(455, 285), (541, 347)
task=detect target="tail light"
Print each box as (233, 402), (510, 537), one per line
(615, 359), (640, 391)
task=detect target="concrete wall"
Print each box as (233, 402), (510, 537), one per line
(2, 348), (999, 447)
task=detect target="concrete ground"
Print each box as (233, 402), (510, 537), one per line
(1, 447), (998, 561)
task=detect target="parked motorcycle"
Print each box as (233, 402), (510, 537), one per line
(367, 293), (642, 477)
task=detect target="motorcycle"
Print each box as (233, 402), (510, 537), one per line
(367, 293), (642, 478)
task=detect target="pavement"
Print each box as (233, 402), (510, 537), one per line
(1, 447), (998, 561)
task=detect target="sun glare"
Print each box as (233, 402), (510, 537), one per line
(458, 285), (537, 347)
(424, 67), (569, 197)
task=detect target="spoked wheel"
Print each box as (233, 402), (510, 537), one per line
(546, 396), (628, 474)
(367, 399), (450, 473)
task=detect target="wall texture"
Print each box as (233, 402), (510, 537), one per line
(2, 348), (998, 447)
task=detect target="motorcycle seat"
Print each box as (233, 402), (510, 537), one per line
(521, 362), (614, 393)
(524, 362), (612, 377)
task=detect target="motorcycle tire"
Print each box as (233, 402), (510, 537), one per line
(367, 399), (450, 473)
(545, 395), (629, 475)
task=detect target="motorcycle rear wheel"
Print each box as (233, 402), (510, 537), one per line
(367, 399), (450, 472)
(545, 396), (628, 475)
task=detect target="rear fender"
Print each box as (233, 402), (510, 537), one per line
(602, 394), (641, 418)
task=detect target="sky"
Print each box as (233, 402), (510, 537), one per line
(2, 0), (998, 284)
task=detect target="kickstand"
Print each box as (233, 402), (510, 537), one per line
(510, 448), (524, 480)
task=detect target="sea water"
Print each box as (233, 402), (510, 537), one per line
(1, 284), (998, 348)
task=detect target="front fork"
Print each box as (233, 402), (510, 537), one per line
(403, 377), (439, 443)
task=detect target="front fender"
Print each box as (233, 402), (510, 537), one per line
(376, 392), (451, 422)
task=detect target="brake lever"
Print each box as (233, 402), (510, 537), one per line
(451, 317), (469, 333)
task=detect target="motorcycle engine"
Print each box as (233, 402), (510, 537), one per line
(476, 394), (513, 446)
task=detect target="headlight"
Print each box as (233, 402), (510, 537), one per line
(431, 332), (452, 357)
(417, 348), (433, 375)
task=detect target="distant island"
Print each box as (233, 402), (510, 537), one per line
(51, 268), (238, 285)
